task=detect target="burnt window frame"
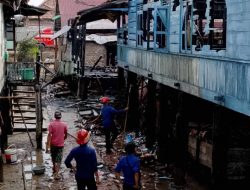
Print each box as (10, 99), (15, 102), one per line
(180, 1), (193, 53)
(146, 8), (154, 50)
(136, 3), (144, 47)
(136, 3), (154, 50)
(209, 0), (226, 50)
(154, 6), (170, 51)
(180, 0), (227, 53)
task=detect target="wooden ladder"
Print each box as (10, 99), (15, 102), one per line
(10, 84), (37, 132)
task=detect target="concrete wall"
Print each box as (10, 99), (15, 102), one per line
(0, 4), (5, 91)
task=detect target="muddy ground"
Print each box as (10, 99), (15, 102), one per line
(1, 87), (210, 190)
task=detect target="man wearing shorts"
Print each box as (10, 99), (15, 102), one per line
(46, 110), (68, 180)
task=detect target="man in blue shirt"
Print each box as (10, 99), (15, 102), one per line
(65, 129), (99, 190)
(100, 96), (128, 154)
(115, 142), (141, 190)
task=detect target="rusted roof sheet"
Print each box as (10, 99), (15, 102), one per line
(77, 0), (128, 23)
(2, 1), (48, 16)
(19, 4), (49, 16)
(59, 0), (106, 26)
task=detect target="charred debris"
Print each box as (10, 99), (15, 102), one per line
(43, 65), (174, 189)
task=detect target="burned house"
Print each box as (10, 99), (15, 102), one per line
(114, 0), (250, 188)
(50, 0), (107, 74)
(70, 1), (128, 97)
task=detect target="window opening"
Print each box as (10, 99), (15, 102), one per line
(154, 7), (169, 50)
(181, 1), (192, 51)
(146, 8), (154, 49)
(181, 0), (226, 52)
(209, 0), (226, 50)
(136, 3), (144, 47)
(5, 21), (15, 50)
(136, 4), (154, 49)
(193, 0), (208, 51)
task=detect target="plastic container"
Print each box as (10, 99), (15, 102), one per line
(125, 134), (133, 144)
(3, 144), (17, 164)
(32, 165), (46, 175)
(21, 68), (34, 80)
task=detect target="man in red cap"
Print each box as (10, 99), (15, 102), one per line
(65, 129), (99, 190)
(46, 110), (68, 180)
(100, 96), (128, 154)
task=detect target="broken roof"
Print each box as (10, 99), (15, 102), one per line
(59, 0), (106, 26)
(2, 0), (48, 17)
(19, 4), (49, 16)
(77, 0), (128, 24)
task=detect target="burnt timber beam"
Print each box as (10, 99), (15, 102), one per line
(145, 79), (157, 149)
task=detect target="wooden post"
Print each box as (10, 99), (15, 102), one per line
(36, 53), (41, 81)
(126, 71), (139, 132)
(35, 84), (43, 149)
(38, 16), (43, 61)
(173, 92), (187, 186)
(117, 67), (125, 91)
(145, 79), (157, 149)
(211, 105), (227, 187)
(158, 84), (171, 163)
(77, 23), (87, 99)
(81, 23), (86, 76)
(16, 100), (34, 147)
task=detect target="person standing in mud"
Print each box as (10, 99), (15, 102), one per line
(115, 142), (141, 190)
(46, 110), (68, 180)
(99, 96), (128, 154)
(65, 129), (99, 190)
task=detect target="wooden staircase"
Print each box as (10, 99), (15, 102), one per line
(9, 84), (44, 132)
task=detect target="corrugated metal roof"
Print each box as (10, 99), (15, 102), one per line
(50, 25), (71, 40)
(86, 19), (117, 30)
(86, 34), (117, 44)
(2, 0), (48, 16)
(76, 0), (128, 24)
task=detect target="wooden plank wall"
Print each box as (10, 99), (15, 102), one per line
(118, 46), (250, 116)
(128, 0), (137, 47)
(118, 0), (250, 117)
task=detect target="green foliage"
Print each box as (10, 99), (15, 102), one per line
(17, 39), (39, 62)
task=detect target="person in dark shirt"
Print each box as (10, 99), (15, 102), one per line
(115, 142), (141, 190)
(100, 96), (128, 154)
(65, 129), (99, 190)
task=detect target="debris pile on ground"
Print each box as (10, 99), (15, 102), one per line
(45, 81), (72, 99)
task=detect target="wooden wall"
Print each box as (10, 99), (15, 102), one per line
(118, 46), (250, 117)
(118, 0), (250, 117)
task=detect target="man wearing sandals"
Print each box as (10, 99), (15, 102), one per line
(46, 110), (68, 180)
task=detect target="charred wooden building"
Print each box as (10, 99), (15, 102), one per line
(70, 1), (128, 97)
(115, 0), (250, 187)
